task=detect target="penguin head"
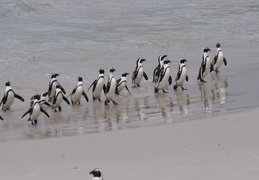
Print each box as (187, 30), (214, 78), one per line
(99, 68), (105, 74)
(179, 58), (187, 64)
(41, 92), (48, 97)
(216, 42), (221, 48)
(30, 94), (40, 101)
(203, 47), (211, 53)
(121, 72), (130, 77)
(78, 76), (83, 82)
(137, 58), (146, 65)
(160, 55), (167, 61)
(110, 67), (116, 73)
(163, 59), (171, 64)
(50, 73), (60, 79)
(89, 168), (102, 178)
(5, 81), (11, 87)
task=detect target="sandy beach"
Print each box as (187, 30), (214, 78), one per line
(1, 108), (258, 180)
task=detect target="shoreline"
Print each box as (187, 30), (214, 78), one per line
(1, 108), (259, 180)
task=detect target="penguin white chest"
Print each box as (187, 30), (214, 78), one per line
(203, 58), (211, 77)
(106, 78), (116, 100)
(53, 93), (63, 107)
(72, 86), (83, 102)
(93, 78), (104, 98)
(177, 67), (187, 85)
(31, 104), (41, 121)
(157, 67), (170, 89)
(4, 91), (15, 108)
(136, 67), (144, 84)
(214, 51), (224, 70)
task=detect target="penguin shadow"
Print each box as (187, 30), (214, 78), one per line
(198, 82), (213, 112)
(154, 93), (173, 123)
(211, 73), (228, 105)
(104, 105), (118, 130)
(134, 96), (149, 121)
(174, 90), (190, 116)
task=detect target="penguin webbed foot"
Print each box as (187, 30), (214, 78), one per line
(154, 88), (159, 93)
(162, 90), (169, 93)
(181, 87), (187, 91)
(112, 100), (118, 105)
(58, 106), (62, 111)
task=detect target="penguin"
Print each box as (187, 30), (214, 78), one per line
(48, 73), (66, 102)
(0, 81), (24, 112)
(30, 92), (51, 107)
(89, 168), (103, 180)
(116, 72), (131, 95)
(197, 47), (213, 83)
(154, 59), (172, 93)
(132, 58), (148, 87)
(22, 94), (49, 125)
(105, 67), (117, 105)
(174, 58), (189, 90)
(153, 55), (168, 82)
(211, 42), (227, 73)
(52, 84), (70, 112)
(88, 68), (106, 102)
(67, 76), (89, 105)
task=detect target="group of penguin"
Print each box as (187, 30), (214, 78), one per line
(0, 42), (227, 125)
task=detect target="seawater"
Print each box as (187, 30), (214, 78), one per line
(0, 0), (259, 141)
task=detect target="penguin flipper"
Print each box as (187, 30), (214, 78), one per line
(168, 75), (172, 85)
(44, 101), (52, 107)
(143, 72), (148, 81)
(40, 107), (50, 118)
(186, 74), (189, 82)
(21, 108), (32, 118)
(132, 70), (137, 82)
(82, 91), (89, 102)
(60, 85), (66, 94)
(14, 93), (25, 102)
(63, 96), (70, 105)
(103, 84), (106, 93)
(125, 85), (132, 95)
(0, 115), (3, 120)
(106, 82), (111, 94)
(212, 55), (218, 66)
(87, 80), (96, 91)
(223, 57), (227, 66)
(0, 94), (7, 107)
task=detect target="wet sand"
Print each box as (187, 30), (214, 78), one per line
(0, 108), (259, 180)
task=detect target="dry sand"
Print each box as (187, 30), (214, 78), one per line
(0, 108), (259, 180)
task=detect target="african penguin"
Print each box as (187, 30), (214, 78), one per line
(68, 76), (89, 105)
(88, 68), (106, 102)
(48, 73), (66, 102)
(174, 58), (189, 90)
(154, 59), (172, 93)
(30, 92), (51, 107)
(211, 42), (227, 73)
(105, 67), (117, 105)
(89, 168), (103, 180)
(132, 58), (148, 87)
(197, 47), (213, 83)
(22, 94), (49, 125)
(0, 81), (24, 112)
(116, 72), (131, 95)
(52, 84), (70, 112)
(153, 55), (167, 82)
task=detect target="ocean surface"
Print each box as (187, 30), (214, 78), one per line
(0, 0), (259, 142)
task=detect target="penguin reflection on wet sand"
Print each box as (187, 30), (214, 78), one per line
(52, 84), (70, 112)
(197, 47), (213, 83)
(154, 59), (172, 93)
(116, 72), (131, 95)
(132, 58), (148, 87)
(105, 67), (118, 105)
(22, 94), (49, 125)
(0, 81), (24, 112)
(88, 68), (106, 102)
(68, 76), (89, 105)
(211, 42), (227, 73)
(48, 73), (66, 102)
(89, 168), (103, 180)
(174, 58), (189, 90)
(153, 55), (168, 83)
